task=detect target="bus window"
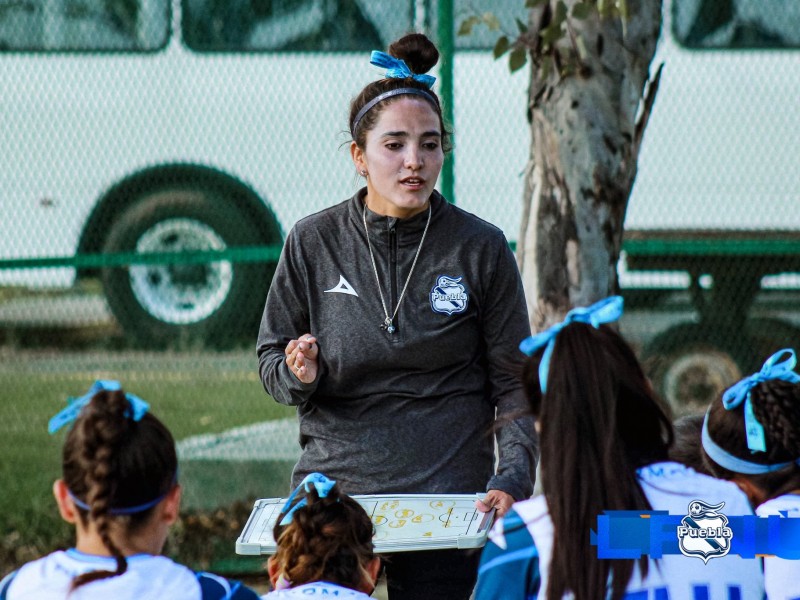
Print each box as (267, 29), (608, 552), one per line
(0, 0), (169, 52)
(181, 0), (414, 52)
(673, 0), (800, 49)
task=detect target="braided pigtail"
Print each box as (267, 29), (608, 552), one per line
(59, 385), (178, 592)
(753, 380), (800, 459)
(65, 390), (131, 589)
(272, 483), (375, 591)
(749, 379), (800, 498)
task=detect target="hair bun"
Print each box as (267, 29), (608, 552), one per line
(389, 33), (439, 75)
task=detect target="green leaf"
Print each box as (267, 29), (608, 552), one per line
(515, 17), (529, 34)
(571, 2), (593, 19)
(525, 0), (548, 7)
(509, 47), (527, 72)
(483, 12), (501, 31)
(541, 22), (565, 47)
(457, 15), (481, 37)
(541, 60), (551, 80)
(493, 35), (511, 59)
(554, 0), (568, 24)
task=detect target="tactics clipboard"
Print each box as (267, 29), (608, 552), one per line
(236, 493), (496, 555)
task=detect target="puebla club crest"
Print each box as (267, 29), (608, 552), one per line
(430, 275), (469, 315)
(677, 500), (733, 563)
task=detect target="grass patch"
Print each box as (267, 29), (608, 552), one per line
(0, 354), (296, 574)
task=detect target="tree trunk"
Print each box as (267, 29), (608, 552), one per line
(517, 0), (663, 329)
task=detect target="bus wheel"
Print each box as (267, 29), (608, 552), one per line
(101, 186), (274, 348)
(642, 323), (742, 417)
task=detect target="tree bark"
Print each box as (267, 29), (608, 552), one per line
(517, 0), (663, 330)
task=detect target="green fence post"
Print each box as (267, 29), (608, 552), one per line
(437, 0), (455, 204)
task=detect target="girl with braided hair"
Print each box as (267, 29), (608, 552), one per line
(475, 297), (764, 600)
(0, 381), (259, 600)
(702, 348), (800, 599)
(263, 473), (380, 598)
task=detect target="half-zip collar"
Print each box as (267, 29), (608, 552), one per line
(350, 187), (445, 247)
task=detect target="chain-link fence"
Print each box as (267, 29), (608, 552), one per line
(2, 0), (799, 576)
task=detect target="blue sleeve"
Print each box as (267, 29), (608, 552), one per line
(0, 571), (17, 600)
(196, 572), (261, 600)
(474, 509), (541, 600)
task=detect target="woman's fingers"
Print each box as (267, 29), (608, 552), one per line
(285, 334), (318, 381)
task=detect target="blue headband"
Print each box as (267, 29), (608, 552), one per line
(279, 473), (337, 526)
(67, 473), (178, 516)
(519, 296), (624, 392)
(702, 411), (800, 474)
(48, 380), (149, 434)
(370, 51), (436, 88)
(722, 349), (800, 453)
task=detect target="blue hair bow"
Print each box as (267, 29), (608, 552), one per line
(48, 380), (150, 435)
(279, 472), (337, 526)
(722, 349), (800, 453)
(519, 296), (624, 393)
(370, 51), (436, 88)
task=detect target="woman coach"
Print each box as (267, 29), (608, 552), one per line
(256, 32), (537, 600)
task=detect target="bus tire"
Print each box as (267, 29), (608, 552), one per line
(101, 185), (275, 349)
(641, 323), (743, 417)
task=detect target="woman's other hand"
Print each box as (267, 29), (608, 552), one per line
(285, 334), (319, 383)
(475, 489), (515, 518)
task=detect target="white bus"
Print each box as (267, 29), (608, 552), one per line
(1, 0), (799, 352)
(0, 0), (529, 346)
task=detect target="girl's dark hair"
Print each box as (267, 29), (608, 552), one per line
(272, 484), (375, 590)
(62, 388), (177, 591)
(349, 33), (452, 153)
(704, 378), (800, 500)
(523, 323), (673, 600)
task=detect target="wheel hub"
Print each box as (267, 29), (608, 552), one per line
(663, 350), (742, 415)
(129, 218), (233, 324)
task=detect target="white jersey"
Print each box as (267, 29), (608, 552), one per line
(475, 462), (765, 600)
(756, 494), (800, 600)
(261, 581), (373, 599)
(0, 549), (259, 600)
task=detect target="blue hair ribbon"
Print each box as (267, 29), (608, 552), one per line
(370, 51), (436, 88)
(48, 380), (150, 435)
(518, 296), (624, 393)
(722, 348), (800, 453)
(279, 472), (337, 526)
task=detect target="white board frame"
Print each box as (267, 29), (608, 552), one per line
(236, 493), (496, 555)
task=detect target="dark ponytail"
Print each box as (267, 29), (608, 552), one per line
(523, 323), (673, 600)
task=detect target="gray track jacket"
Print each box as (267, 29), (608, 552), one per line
(257, 190), (538, 500)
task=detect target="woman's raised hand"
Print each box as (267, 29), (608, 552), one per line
(285, 334), (319, 383)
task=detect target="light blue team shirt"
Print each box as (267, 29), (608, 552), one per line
(261, 581), (373, 598)
(0, 549), (259, 600)
(475, 462), (765, 600)
(756, 493), (800, 600)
